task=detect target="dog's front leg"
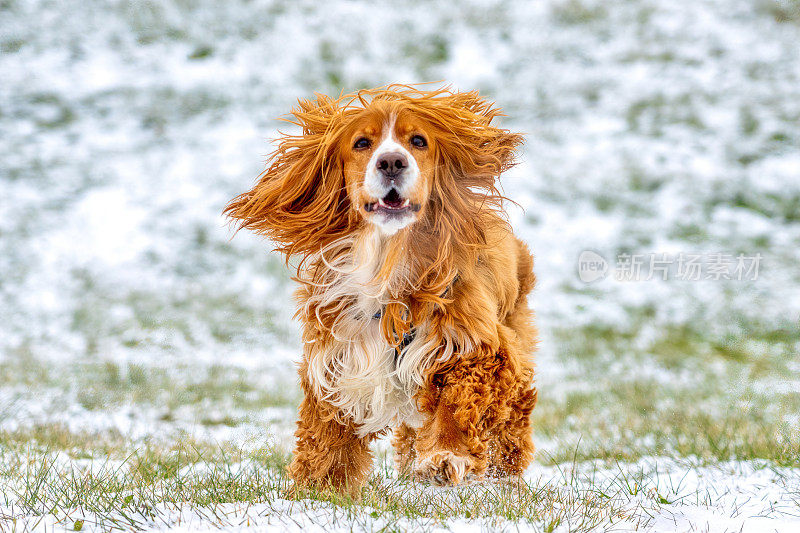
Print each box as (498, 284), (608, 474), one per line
(412, 344), (517, 486)
(287, 368), (374, 497)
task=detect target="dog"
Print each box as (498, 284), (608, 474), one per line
(225, 85), (537, 496)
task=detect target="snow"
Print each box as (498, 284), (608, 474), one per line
(645, 463), (800, 533)
(3, 459), (798, 532)
(1, 0), (800, 530)
(2, 0), (799, 364)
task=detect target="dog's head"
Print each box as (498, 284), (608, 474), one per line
(343, 100), (435, 235)
(225, 86), (523, 259)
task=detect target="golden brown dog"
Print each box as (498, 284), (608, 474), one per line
(225, 85), (537, 496)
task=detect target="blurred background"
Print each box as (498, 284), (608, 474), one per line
(1, 0), (799, 462)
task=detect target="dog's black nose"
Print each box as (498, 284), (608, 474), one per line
(376, 152), (408, 178)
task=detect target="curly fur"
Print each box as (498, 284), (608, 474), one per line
(225, 85), (538, 494)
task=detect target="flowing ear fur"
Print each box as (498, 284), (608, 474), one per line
(224, 94), (359, 262)
(428, 90), (524, 217)
(225, 84), (522, 306)
(409, 89), (524, 292)
(370, 87), (524, 338)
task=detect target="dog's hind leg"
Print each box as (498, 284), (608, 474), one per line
(487, 372), (537, 478)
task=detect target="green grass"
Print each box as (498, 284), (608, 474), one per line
(2, 428), (796, 532)
(759, 0), (800, 24)
(0, 314), (800, 533)
(0, 357), (300, 416)
(541, 313), (800, 466)
(66, 259), (291, 355)
(0, 438), (287, 531)
(1, 298), (798, 531)
(3, 310), (798, 470)
(0, 432), (681, 532)
(551, 0), (608, 25)
(535, 384), (800, 466)
(1, 320), (798, 530)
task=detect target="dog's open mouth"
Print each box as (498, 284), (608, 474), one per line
(365, 189), (421, 215)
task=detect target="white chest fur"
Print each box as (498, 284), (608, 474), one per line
(307, 318), (429, 436)
(301, 233), (437, 437)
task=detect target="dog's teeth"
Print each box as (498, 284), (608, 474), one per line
(402, 198), (409, 208)
(378, 198), (387, 207)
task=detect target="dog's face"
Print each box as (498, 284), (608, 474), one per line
(342, 106), (436, 235)
(224, 87), (523, 259)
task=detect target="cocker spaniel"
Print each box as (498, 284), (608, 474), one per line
(225, 85), (537, 496)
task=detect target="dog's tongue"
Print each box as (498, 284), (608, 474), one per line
(383, 188), (403, 208)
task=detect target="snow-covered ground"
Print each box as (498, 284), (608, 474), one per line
(3, 457), (799, 532)
(1, 0), (799, 531)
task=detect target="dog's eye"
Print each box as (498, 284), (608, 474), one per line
(353, 137), (371, 150)
(410, 135), (427, 148)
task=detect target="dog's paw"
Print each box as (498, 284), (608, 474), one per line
(413, 451), (476, 486)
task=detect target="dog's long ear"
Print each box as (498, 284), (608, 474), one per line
(417, 90), (523, 258)
(399, 89), (523, 300)
(430, 90), (524, 200)
(224, 94), (358, 260)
